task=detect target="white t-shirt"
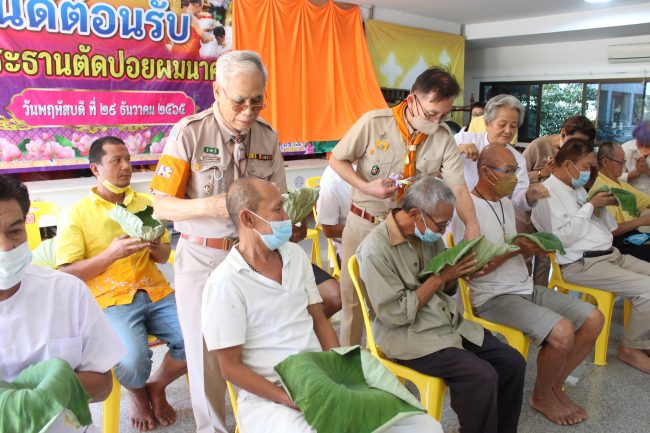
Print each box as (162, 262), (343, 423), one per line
(451, 195), (533, 307)
(202, 242), (322, 384)
(622, 139), (650, 195)
(316, 165), (352, 254)
(0, 266), (126, 433)
(453, 131), (531, 212)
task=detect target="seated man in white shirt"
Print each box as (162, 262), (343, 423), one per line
(452, 144), (603, 426)
(532, 138), (650, 374)
(201, 177), (442, 433)
(453, 94), (549, 214)
(316, 165), (352, 257)
(0, 174), (126, 432)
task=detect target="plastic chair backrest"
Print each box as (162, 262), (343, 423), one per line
(348, 255), (380, 358)
(26, 201), (61, 250)
(447, 233), (478, 320)
(305, 176), (321, 223)
(227, 381), (241, 433)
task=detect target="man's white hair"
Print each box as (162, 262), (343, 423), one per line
(215, 50), (268, 88)
(484, 94), (524, 127)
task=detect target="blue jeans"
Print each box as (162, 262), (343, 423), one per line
(104, 291), (185, 388)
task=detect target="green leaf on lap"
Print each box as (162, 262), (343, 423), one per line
(282, 187), (320, 224)
(509, 232), (565, 254)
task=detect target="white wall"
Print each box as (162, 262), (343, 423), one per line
(464, 34), (650, 104)
(360, 6), (462, 35)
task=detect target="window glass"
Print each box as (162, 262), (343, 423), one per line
(540, 83), (584, 136)
(596, 82), (645, 142)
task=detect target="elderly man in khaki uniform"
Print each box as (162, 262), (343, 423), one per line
(330, 67), (481, 345)
(150, 51), (285, 433)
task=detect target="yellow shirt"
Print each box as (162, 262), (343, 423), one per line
(468, 115), (518, 145)
(56, 187), (172, 308)
(590, 173), (650, 224)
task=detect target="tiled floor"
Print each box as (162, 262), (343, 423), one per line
(90, 234), (650, 432)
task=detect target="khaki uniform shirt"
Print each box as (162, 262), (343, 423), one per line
(356, 211), (484, 360)
(332, 108), (466, 216)
(150, 103), (287, 238)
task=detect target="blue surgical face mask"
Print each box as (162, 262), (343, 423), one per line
(249, 210), (293, 250)
(0, 241), (32, 290)
(414, 210), (442, 243)
(567, 162), (590, 188)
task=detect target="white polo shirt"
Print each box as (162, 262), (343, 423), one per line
(531, 175), (617, 265)
(454, 131), (531, 212)
(0, 266), (126, 433)
(451, 195), (533, 307)
(202, 242), (322, 384)
(622, 139), (650, 195)
(316, 165), (352, 254)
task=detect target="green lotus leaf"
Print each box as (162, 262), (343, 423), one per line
(282, 187), (320, 224)
(107, 204), (166, 241)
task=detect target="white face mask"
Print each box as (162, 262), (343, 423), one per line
(409, 116), (440, 135)
(0, 241), (32, 291)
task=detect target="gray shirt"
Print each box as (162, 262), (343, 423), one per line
(356, 211), (484, 360)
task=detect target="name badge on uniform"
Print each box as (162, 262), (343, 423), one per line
(203, 146), (219, 155)
(201, 146), (221, 163)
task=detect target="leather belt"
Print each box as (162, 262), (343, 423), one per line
(180, 234), (237, 251)
(583, 248), (613, 258)
(350, 203), (385, 225)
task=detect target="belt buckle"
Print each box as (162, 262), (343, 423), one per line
(375, 215), (385, 224)
(223, 237), (237, 251)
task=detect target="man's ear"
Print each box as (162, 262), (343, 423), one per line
(239, 209), (255, 229)
(89, 163), (100, 178)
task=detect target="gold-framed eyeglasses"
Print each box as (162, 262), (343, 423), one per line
(221, 88), (267, 113)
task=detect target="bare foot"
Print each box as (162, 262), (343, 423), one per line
(618, 347), (650, 373)
(146, 381), (177, 427)
(128, 388), (156, 431)
(529, 392), (582, 426)
(553, 387), (587, 421)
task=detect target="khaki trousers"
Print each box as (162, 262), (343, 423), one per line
(339, 212), (379, 345)
(175, 237), (228, 433)
(561, 248), (650, 350)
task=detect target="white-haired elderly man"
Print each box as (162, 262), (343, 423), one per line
(357, 176), (526, 433)
(454, 94), (550, 214)
(150, 50), (288, 433)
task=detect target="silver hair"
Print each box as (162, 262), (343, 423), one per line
(401, 176), (456, 215)
(215, 50), (268, 88)
(484, 94), (524, 127)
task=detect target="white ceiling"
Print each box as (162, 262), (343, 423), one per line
(352, 0), (650, 24)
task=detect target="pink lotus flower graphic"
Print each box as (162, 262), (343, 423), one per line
(0, 138), (22, 162)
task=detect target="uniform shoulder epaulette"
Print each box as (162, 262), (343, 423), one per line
(364, 108), (394, 120)
(175, 107), (213, 129)
(255, 116), (275, 131)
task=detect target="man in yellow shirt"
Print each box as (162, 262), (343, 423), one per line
(590, 141), (650, 262)
(56, 136), (187, 431)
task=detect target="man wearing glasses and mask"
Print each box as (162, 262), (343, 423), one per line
(329, 66), (480, 347)
(150, 50), (286, 433)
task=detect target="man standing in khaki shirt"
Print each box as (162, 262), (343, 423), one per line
(357, 176), (525, 433)
(150, 51), (285, 433)
(330, 67), (480, 345)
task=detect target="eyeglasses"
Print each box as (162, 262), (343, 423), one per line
(414, 95), (449, 122)
(420, 209), (451, 231)
(605, 156), (626, 166)
(221, 88), (266, 113)
(488, 166), (518, 175)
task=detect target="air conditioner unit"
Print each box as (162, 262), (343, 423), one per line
(607, 42), (650, 64)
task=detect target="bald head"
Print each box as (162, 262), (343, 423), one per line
(477, 143), (516, 171)
(226, 177), (275, 228)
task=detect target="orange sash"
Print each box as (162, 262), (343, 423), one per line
(391, 100), (425, 201)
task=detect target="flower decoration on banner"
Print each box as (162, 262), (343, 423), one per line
(71, 133), (93, 156)
(0, 138), (22, 162)
(150, 137), (168, 154)
(26, 134), (75, 161)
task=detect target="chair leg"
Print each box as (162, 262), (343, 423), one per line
(310, 235), (322, 268)
(102, 371), (121, 433)
(591, 293), (616, 366)
(623, 298), (631, 329)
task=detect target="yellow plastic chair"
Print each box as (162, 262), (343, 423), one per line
(102, 336), (188, 433)
(303, 176), (323, 268)
(348, 256), (446, 420)
(326, 238), (341, 280)
(227, 380), (241, 433)
(25, 201), (60, 250)
(447, 233), (532, 359)
(548, 253), (620, 366)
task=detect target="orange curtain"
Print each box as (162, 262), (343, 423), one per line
(233, 0), (387, 142)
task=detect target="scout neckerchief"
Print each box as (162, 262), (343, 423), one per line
(391, 100), (426, 202)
